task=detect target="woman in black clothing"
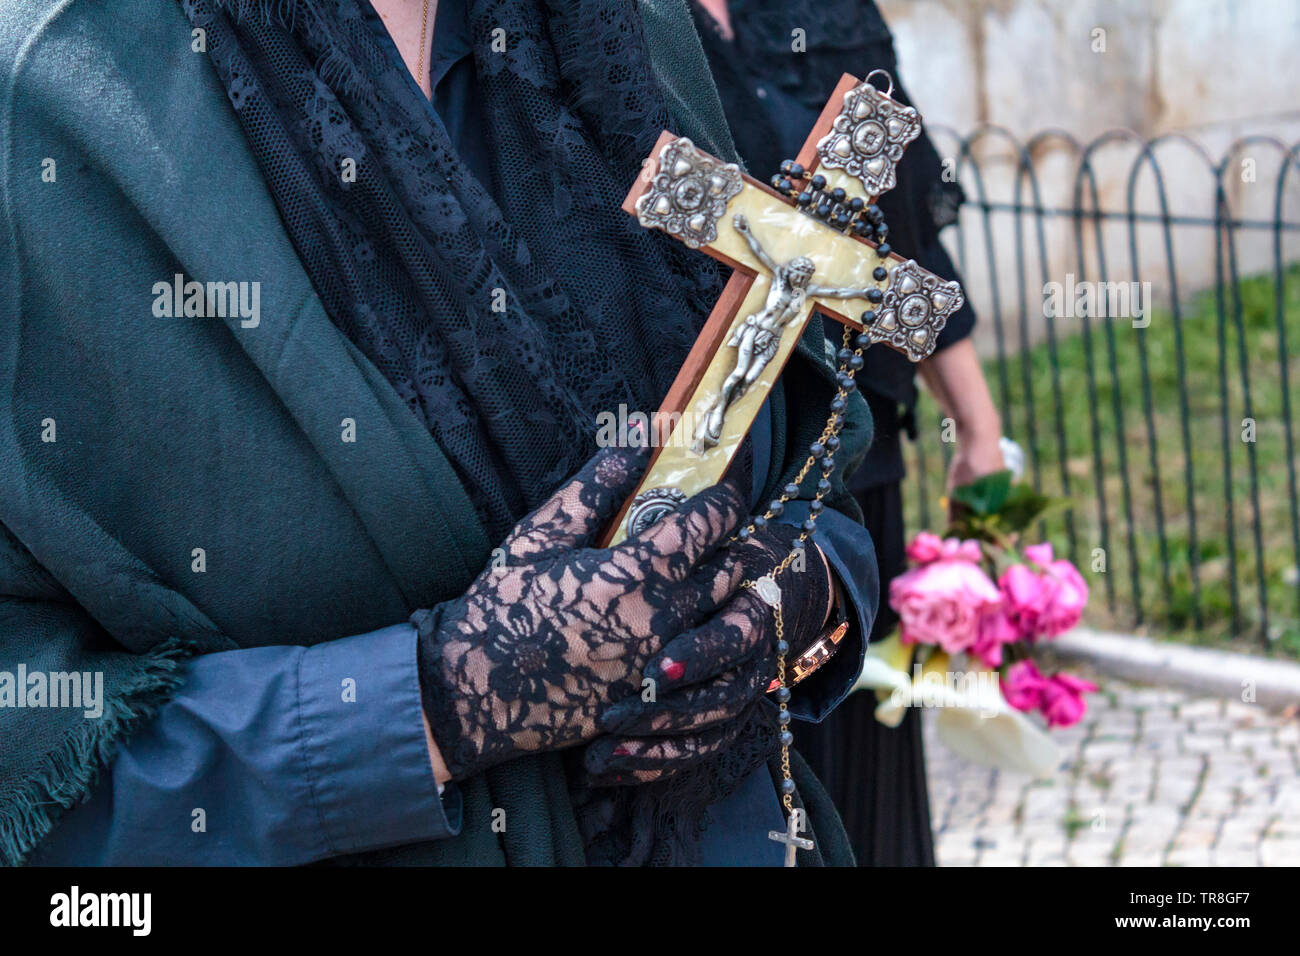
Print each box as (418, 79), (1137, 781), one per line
(691, 0), (1006, 865)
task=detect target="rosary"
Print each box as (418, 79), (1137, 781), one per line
(736, 157), (895, 864)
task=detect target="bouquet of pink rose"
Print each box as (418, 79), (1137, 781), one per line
(887, 470), (1097, 729)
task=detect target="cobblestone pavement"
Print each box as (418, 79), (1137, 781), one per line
(924, 679), (1300, 866)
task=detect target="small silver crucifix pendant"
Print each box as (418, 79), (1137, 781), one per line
(769, 808), (814, 867)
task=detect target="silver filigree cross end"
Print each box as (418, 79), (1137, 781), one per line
(636, 138), (744, 248)
(868, 259), (964, 362)
(815, 80), (922, 199)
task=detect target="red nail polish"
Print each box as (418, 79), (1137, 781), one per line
(661, 659), (685, 681)
(613, 745), (631, 756)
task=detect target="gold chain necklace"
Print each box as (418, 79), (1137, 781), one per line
(415, 0), (431, 93)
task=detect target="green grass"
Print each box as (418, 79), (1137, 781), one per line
(903, 265), (1300, 659)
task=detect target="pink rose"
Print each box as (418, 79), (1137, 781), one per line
(905, 532), (944, 565)
(999, 563), (1053, 637)
(1023, 542), (1055, 566)
(905, 533), (983, 566)
(1001, 662), (1098, 727)
(1039, 672), (1099, 727)
(890, 557), (1001, 655)
(971, 606), (1019, 668)
(1000, 659), (1049, 711)
(940, 537), (984, 563)
(998, 543), (1089, 640)
(1034, 546), (1089, 637)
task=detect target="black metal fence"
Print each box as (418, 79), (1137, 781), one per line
(904, 126), (1300, 649)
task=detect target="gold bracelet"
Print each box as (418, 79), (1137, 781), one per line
(766, 580), (850, 691)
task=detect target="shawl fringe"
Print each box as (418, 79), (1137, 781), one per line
(0, 640), (194, 866)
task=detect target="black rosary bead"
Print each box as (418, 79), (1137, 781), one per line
(853, 219), (872, 236)
(768, 499), (785, 517)
(855, 332), (873, 349)
(816, 477), (832, 495)
(859, 309), (877, 326)
(779, 160), (794, 176)
(783, 482), (801, 499)
(825, 435), (841, 452)
(775, 686), (791, 704)
(819, 455), (835, 475)
(873, 265), (888, 281)
(736, 526), (751, 542)
(836, 347), (854, 366)
(752, 514), (768, 530)
(866, 204), (882, 223)
(816, 203), (832, 218)
(791, 537), (807, 550)
(830, 395), (847, 413)
(810, 173), (826, 190)
(809, 441), (825, 459)
(829, 187), (846, 203)
(796, 191), (813, 207)
(866, 288), (884, 303)
(848, 196), (865, 212)
(781, 778), (797, 795)
(777, 710), (793, 726)
(848, 353), (864, 371)
(776, 639), (790, 656)
(788, 163), (804, 178)
(809, 499), (824, 515)
(779, 730), (795, 748)
(876, 242), (892, 258)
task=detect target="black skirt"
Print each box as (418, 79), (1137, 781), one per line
(791, 479), (936, 866)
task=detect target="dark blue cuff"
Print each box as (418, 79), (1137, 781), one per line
(29, 623), (458, 865)
(775, 502), (878, 723)
(299, 623), (462, 855)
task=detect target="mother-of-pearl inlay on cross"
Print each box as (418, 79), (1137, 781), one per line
(603, 72), (964, 547)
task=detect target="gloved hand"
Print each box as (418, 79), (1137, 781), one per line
(582, 520), (832, 784)
(413, 444), (755, 781)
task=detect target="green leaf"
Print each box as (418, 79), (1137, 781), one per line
(950, 469), (1013, 516)
(998, 483), (1067, 533)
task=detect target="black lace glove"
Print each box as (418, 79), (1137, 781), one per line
(413, 445), (754, 781)
(581, 521), (832, 784)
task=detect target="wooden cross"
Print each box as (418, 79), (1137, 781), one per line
(603, 72), (964, 545)
(769, 808), (815, 867)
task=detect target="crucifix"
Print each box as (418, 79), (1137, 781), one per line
(602, 71), (964, 867)
(768, 809), (815, 868)
(603, 71), (964, 545)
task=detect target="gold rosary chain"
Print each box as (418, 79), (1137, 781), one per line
(773, 605), (792, 813)
(732, 323), (861, 548)
(737, 323), (863, 823)
(415, 0), (432, 92)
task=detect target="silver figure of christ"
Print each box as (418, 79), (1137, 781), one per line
(690, 213), (879, 455)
